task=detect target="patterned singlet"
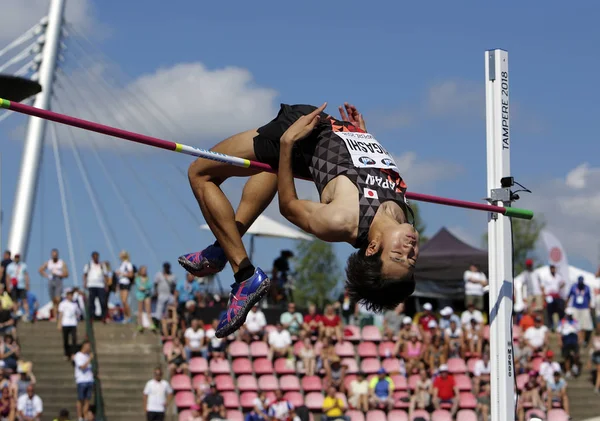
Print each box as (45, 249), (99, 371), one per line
(302, 117), (413, 249)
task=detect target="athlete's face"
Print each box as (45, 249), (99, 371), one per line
(367, 223), (419, 279)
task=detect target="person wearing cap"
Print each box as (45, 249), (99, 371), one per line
(57, 289), (80, 360)
(143, 367), (173, 421)
(545, 370), (570, 416)
(418, 303), (436, 333)
(5, 253), (30, 319)
(392, 316), (418, 356)
(439, 306), (461, 330)
(432, 364), (459, 415)
(368, 368), (395, 410)
(539, 350), (560, 385)
(567, 275), (593, 345)
(557, 307), (581, 377)
(463, 264), (488, 311)
(523, 258), (543, 312)
(523, 315), (549, 354)
(540, 264), (566, 330)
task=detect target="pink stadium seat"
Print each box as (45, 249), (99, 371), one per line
(163, 341), (173, 356)
(362, 325), (382, 342)
(454, 374), (472, 391)
(192, 374), (206, 389)
(547, 409), (569, 421)
(228, 341), (250, 358)
(410, 409), (430, 421)
(171, 374), (192, 392)
(293, 340), (306, 357)
(305, 392), (324, 410)
(431, 409), (452, 421)
(342, 358), (359, 373)
(221, 391), (240, 409)
(408, 374), (420, 391)
(236, 374), (258, 392)
(240, 392), (258, 409)
(360, 358), (381, 374)
(382, 358), (401, 374)
(391, 375), (407, 391)
(388, 410), (408, 421)
(189, 357), (208, 374)
(344, 324), (361, 342)
(227, 410), (244, 421)
(232, 358), (253, 375)
(343, 375), (357, 392)
(525, 409), (545, 421)
(483, 325), (490, 341)
(265, 391), (276, 402)
(178, 410), (192, 421)
(258, 374), (279, 391)
(274, 358), (296, 375)
(456, 410), (478, 421)
(458, 392), (477, 409)
(357, 342), (378, 358)
(347, 410), (366, 421)
(467, 358), (478, 375)
(175, 391), (195, 409)
(516, 373), (529, 390)
(250, 341), (269, 358)
(532, 357), (543, 372)
(253, 358), (274, 375)
(209, 358), (231, 375)
(302, 375), (323, 392)
(447, 357), (467, 374)
(214, 374), (235, 391)
(280, 375), (301, 391)
(392, 391), (409, 409)
(335, 341), (356, 358)
(366, 410), (387, 421)
(378, 341), (396, 358)
(283, 391), (304, 407)
(513, 325), (521, 340)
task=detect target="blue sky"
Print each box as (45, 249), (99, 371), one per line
(1, 0), (600, 304)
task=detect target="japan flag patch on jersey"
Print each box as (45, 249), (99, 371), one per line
(364, 188), (378, 200)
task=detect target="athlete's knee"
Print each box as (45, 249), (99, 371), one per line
(188, 157), (226, 186)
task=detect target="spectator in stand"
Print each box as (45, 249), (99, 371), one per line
(424, 319), (441, 345)
(104, 261), (115, 319)
(181, 301), (203, 331)
(17, 385), (42, 421)
(473, 352), (491, 394)
(5, 254), (29, 319)
(21, 291), (38, 324)
(298, 337), (316, 376)
(0, 301), (15, 340)
(143, 367), (173, 421)
(540, 264), (566, 330)
(279, 303), (303, 337)
(417, 303), (436, 335)
(517, 375), (543, 421)
(82, 252), (109, 322)
(319, 337), (336, 372)
(268, 389), (299, 421)
(39, 249), (69, 321)
(523, 259), (543, 312)
(0, 286), (12, 315)
(302, 304), (322, 338)
(546, 371), (570, 415)
(393, 316), (416, 357)
(174, 274), (202, 316)
(271, 250), (294, 303)
(567, 276), (593, 346)
(187, 404), (202, 421)
(402, 332), (424, 374)
(523, 315), (548, 354)
(348, 372), (369, 412)
(167, 336), (188, 377)
(116, 250), (135, 324)
(194, 372), (214, 404)
(0, 386), (15, 421)
(444, 319), (463, 358)
(463, 318), (484, 357)
(2, 336), (20, 373)
(382, 303), (405, 339)
(14, 364), (36, 399)
(518, 306), (536, 333)
(461, 302), (484, 327)
(432, 364), (459, 415)
(268, 322), (292, 360)
(242, 305), (267, 342)
(439, 306), (461, 330)
(587, 323), (600, 393)
(425, 335), (447, 373)
(557, 308), (581, 377)
(57, 289), (80, 361)
(0, 252), (11, 291)
(321, 386), (350, 421)
(202, 383), (226, 421)
(409, 368), (432, 417)
(476, 382), (491, 421)
(161, 304), (178, 340)
(539, 351), (560, 386)
(184, 319), (206, 361)
(135, 266), (155, 333)
(368, 368), (394, 410)
(334, 288), (355, 325)
(74, 341), (94, 421)
(206, 319), (226, 361)
(246, 390), (270, 421)
(153, 263), (176, 322)
(320, 305), (342, 341)
(463, 264), (488, 311)
(323, 356), (347, 393)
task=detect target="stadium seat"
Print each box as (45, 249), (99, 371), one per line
(336, 392), (348, 407)
(192, 374), (206, 389)
(232, 358), (253, 375)
(209, 358), (231, 375)
(342, 358), (359, 373)
(378, 341), (396, 358)
(466, 358), (479, 375)
(410, 409), (430, 421)
(366, 410), (387, 421)
(408, 374), (420, 391)
(458, 392), (477, 409)
(362, 326), (382, 342)
(227, 410), (244, 421)
(258, 374), (279, 391)
(447, 357), (467, 374)
(265, 391), (276, 402)
(178, 410), (192, 421)
(253, 358), (274, 375)
(305, 392), (324, 411)
(335, 341), (356, 358)
(274, 358), (296, 375)
(228, 341), (250, 358)
(171, 374), (192, 392)
(456, 410), (478, 421)
(280, 375), (301, 391)
(547, 409), (569, 421)
(236, 374), (258, 392)
(516, 373), (529, 390)
(431, 409), (452, 421)
(264, 324), (276, 334)
(343, 375), (357, 392)
(175, 391), (195, 409)
(483, 325), (490, 341)
(214, 374), (235, 391)
(391, 374), (407, 391)
(360, 358), (381, 374)
(302, 375), (323, 392)
(163, 341), (173, 356)
(454, 374), (472, 391)
(189, 357), (208, 374)
(283, 391), (304, 407)
(513, 325), (521, 340)
(221, 391), (240, 409)
(357, 342), (378, 358)
(240, 391), (258, 409)
(347, 410), (366, 421)
(250, 341), (269, 358)
(392, 391), (409, 409)
(531, 357), (543, 372)
(388, 411), (408, 421)
(525, 409), (545, 421)
(382, 358), (401, 374)
(344, 325), (361, 342)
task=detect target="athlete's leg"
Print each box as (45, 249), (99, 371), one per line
(234, 172), (278, 235)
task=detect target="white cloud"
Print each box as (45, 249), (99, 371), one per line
(426, 80), (484, 119)
(393, 152), (464, 189)
(368, 108), (414, 130)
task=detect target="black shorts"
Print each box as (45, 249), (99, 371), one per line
(562, 342), (579, 358)
(253, 103), (328, 180)
(118, 282), (131, 291)
(11, 288), (26, 301)
(146, 412), (165, 421)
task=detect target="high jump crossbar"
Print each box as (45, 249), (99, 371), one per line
(0, 97), (532, 220)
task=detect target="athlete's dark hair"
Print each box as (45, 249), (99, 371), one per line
(345, 246), (416, 313)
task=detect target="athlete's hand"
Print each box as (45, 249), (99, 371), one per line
(281, 102), (327, 144)
(339, 102), (367, 131)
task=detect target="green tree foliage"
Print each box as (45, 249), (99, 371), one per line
(411, 202), (429, 244)
(293, 239), (340, 308)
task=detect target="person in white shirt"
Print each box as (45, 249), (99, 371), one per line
(539, 350), (561, 384)
(540, 264), (566, 330)
(17, 385), (43, 421)
(83, 252), (109, 321)
(268, 322), (292, 359)
(244, 305), (267, 337)
(5, 253), (30, 317)
(57, 289), (81, 360)
(522, 259), (543, 312)
(74, 341), (94, 421)
(473, 352), (491, 394)
(460, 302), (484, 327)
(205, 319), (226, 360)
(38, 248), (69, 321)
(523, 316), (549, 352)
(115, 250), (135, 323)
(143, 367), (173, 421)
(184, 319), (206, 360)
(463, 264), (488, 311)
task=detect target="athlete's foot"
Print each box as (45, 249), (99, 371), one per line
(215, 268), (270, 338)
(178, 244), (227, 277)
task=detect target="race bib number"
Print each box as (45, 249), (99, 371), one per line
(334, 131), (398, 171)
